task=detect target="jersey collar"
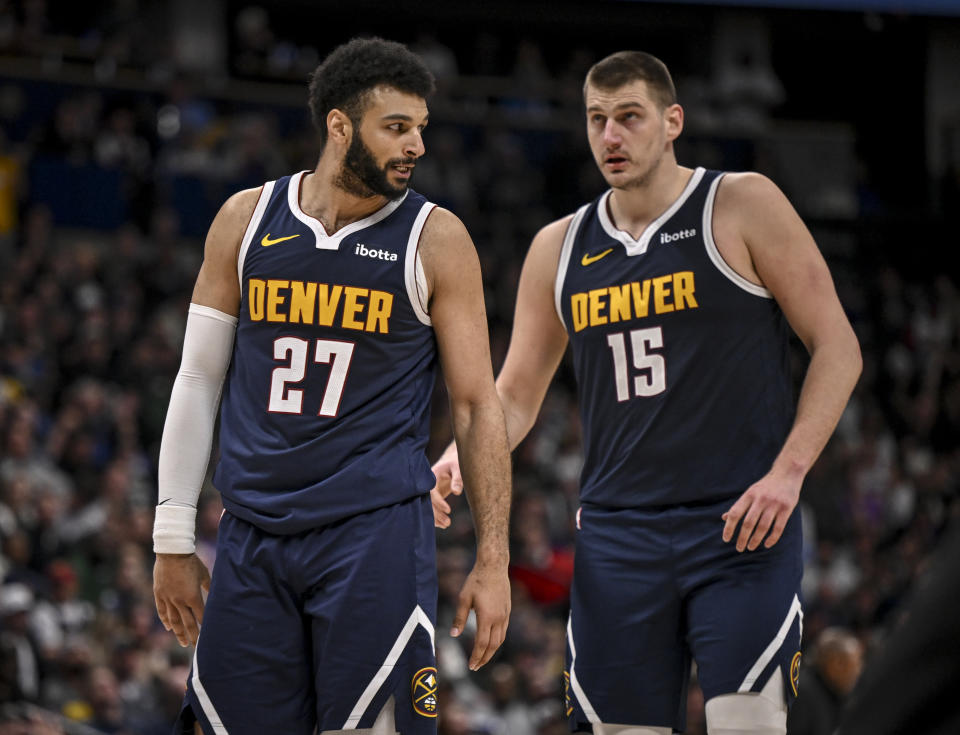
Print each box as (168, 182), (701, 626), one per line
(598, 167), (705, 257)
(287, 170), (408, 250)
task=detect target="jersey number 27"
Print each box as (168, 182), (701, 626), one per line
(268, 337), (355, 416)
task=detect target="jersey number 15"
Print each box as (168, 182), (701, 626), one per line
(606, 327), (666, 401)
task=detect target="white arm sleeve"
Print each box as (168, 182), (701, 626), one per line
(153, 303), (237, 554)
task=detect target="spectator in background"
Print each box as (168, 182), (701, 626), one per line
(0, 128), (21, 262)
(0, 583), (41, 703)
(787, 627), (863, 735)
(412, 32), (459, 82)
(29, 560), (95, 663)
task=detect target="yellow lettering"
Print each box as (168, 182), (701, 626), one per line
(289, 281), (317, 324)
(249, 279), (265, 321)
(342, 287), (368, 330)
(652, 275), (674, 314)
(571, 293), (588, 332)
(588, 288), (608, 327)
(317, 284), (343, 326)
(608, 284), (631, 323)
(674, 271), (697, 310)
(631, 279), (651, 318)
(266, 279), (289, 322)
(365, 290), (393, 333)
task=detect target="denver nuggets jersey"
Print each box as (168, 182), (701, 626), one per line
(557, 168), (794, 508)
(214, 171), (438, 533)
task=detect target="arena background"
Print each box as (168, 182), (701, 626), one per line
(0, 1), (958, 733)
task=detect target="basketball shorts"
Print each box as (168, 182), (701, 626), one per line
(564, 499), (803, 733)
(176, 493), (438, 735)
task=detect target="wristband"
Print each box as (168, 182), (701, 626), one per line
(152, 504), (197, 554)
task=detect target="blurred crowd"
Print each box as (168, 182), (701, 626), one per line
(2, 3), (959, 735)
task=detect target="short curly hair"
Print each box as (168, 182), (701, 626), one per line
(308, 37), (436, 149)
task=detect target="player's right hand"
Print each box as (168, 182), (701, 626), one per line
(153, 552), (210, 647)
(430, 453), (463, 528)
(451, 561), (511, 671)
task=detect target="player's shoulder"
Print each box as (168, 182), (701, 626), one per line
(528, 212), (578, 258)
(203, 185), (265, 260)
(421, 205), (468, 240)
(218, 185), (266, 227)
(416, 206), (480, 295)
(716, 171), (787, 211)
(537, 213), (578, 241)
(418, 206), (473, 262)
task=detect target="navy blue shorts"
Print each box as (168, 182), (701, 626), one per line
(176, 494), (438, 735)
(564, 499), (803, 733)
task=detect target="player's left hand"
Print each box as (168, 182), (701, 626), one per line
(430, 452), (464, 529)
(450, 561), (511, 671)
(153, 552), (211, 647)
(721, 471), (802, 552)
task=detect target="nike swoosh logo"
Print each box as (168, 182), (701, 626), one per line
(158, 498), (172, 505)
(261, 233), (300, 247)
(581, 248), (613, 266)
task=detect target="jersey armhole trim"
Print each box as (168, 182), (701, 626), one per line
(405, 202), (436, 326)
(236, 180), (275, 289)
(554, 204), (591, 327)
(703, 174), (772, 299)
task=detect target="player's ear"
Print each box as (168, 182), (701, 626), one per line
(664, 103), (683, 142)
(327, 108), (352, 147)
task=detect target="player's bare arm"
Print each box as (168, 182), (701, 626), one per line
(714, 173), (862, 552)
(152, 187), (260, 647)
(420, 207), (512, 670)
(431, 216), (570, 527)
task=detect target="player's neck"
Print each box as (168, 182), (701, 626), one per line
(299, 158), (391, 235)
(608, 162), (693, 239)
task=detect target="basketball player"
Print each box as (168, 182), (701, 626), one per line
(151, 38), (511, 735)
(431, 51), (861, 735)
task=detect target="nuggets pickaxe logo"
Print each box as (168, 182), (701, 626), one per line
(412, 667), (438, 717)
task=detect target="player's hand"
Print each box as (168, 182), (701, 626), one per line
(450, 561), (510, 671)
(153, 552), (210, 647)
(721, 470), (802, 552)
(431, 452), (463, 529)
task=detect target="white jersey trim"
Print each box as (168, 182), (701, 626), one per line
(405, 202), (436, 326)
(192, 633), (229, 734)
(703, 174), (773, 298)
(342, 605), (436, 729)
(567, 614), (600, 723)
(236, 180), (275, 290)
(597, 167), (706, 256)
(287, 170), (408, 250)
(554, 204), (592, 327)
(738, 594), (803, 692)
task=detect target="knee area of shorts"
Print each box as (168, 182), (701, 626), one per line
(704, 692), (786, 735)
(593, 724), (672, 735)
(324, 695), (397, 735)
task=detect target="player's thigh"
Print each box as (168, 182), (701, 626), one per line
(185, 513), (315, 735)
(566, 505), (687, 731)
(684, 507), (802, 709)
(304, 494), (438, 735)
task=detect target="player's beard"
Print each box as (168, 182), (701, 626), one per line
(335, 131), (412, 200)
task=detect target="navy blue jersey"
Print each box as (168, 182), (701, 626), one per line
(556, 168), (795, 508)
(214, 171), (438, 533)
